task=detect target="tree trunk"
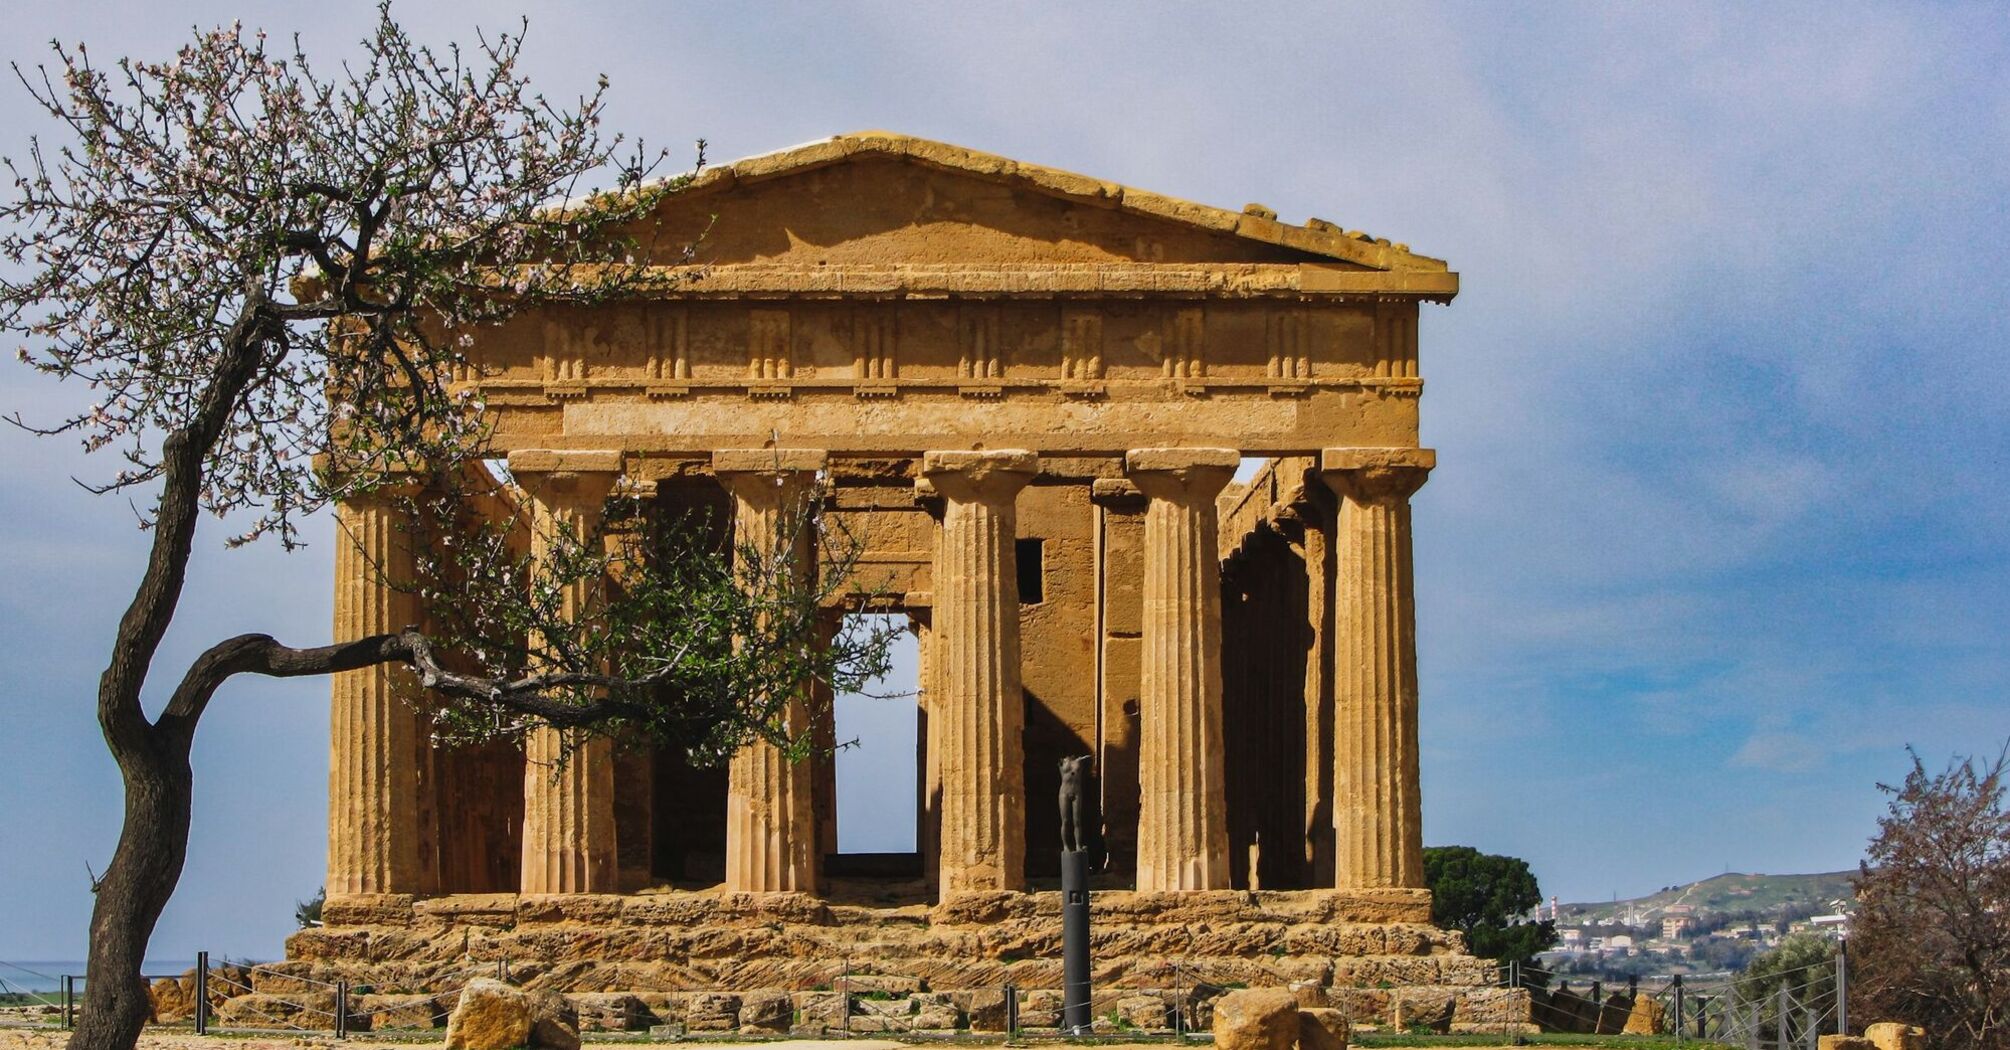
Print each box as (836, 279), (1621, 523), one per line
(68, 734), (193, 1050)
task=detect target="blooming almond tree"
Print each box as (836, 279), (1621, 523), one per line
(0, 10), (893, 1050)
(1850, 746), (2010, 1050)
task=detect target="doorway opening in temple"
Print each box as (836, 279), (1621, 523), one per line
(825, 613), (923, 890)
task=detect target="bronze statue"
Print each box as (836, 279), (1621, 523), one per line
(1057, 754), (1107, 869)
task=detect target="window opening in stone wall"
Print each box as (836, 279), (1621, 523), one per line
(1017, 538), (1045, 603)
(832, 613), (919, 868)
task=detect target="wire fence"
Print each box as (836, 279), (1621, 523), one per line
(1502, 947), (1851, 1048)
(4, 941), (1853, 1043)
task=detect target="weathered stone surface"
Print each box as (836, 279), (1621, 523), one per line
(565, 992), (644, 1032)
(354, 994), (441, 1031)
(305, 141), (1466, 1046)
(1622, 994), (1667, 1034)
(1019, 988), (1063, 1029)
(964, 988), (1008, 1031)
(911, 992), (962, 1030)
(444, 978), (578, 1050)
(1866, 1022), (1927, 1050)
(212, 992), (326, 1028)
(735, 989), (793, 1032)
(1819, 1037), (1876, 1050)
(681, 992), (740, 1032)
(795, 991), (849, 1028)
(836, 973), (924, 994)
(1391, 987), (1455, 1034)
(1300, 1007), (1351, 1050)
(147, 978), (194, 1024)
(1213, 988), (1300, 1050)
(1116, 993), (1172, 1029)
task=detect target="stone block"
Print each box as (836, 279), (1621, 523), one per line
(1326, 987), (1391, 1025)
(1212, 988), (1299, 1050)
(736, 989), (793, 1032)
(322, 893), (418, 927)
(912, 994), (962, 1030)
(354, 993), (441, 1031)
(964, 988), (1008, 1031)
(795, 991), (848, 1027)
(1623, 994), (1667, 1034)
(1300, 1007), (1350, 1050)
(445, 980), (532, 1050)
(1391, 988), (1454, 1034)
(1867, 1022), (1927, 1050)
(213, 991), (335, 1028)
(1116, 993), (1172, 1029)
(147, 978), (195, 1023)
(566, 992), (645, 1032)
(1452, 986), (1532, 1027)
(1819, 1037), (1877, 1050)
(681, 992), (739, 1032)
(1019, 988), (1063, 1029)
(1185, 982), (1229, 1030)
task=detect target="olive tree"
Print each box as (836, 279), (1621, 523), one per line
(0, 10), (891, 1050)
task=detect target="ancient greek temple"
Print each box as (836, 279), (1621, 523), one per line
(299, 134), (1505, 1030)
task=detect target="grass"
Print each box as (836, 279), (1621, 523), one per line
(1355, 1035), (1739, 1050)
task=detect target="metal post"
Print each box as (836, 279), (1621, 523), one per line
(61, 975), (73, 1030)
(1776, 985), (1791, 1050)
(335, 980), (349, 1039)
(1837, 938), (1850, 1035)
(1004, 984), (1019, 1038)
(1674, 975), (1685, 1048)
(194, 951), (209, 1036)
(1746, 1000), (1758, 1050)
(1061, 849), (1092, 1035)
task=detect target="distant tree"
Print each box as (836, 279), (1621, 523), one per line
(1735, 933), (1837, 1041)
(1850, 746), (2010, 1050)
(0, 10), (895, 1050)
(1424, 845), (1558, 974)
(294, 887), (324, 929)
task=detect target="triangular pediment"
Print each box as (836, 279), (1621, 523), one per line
(631, 132), (1448, 272)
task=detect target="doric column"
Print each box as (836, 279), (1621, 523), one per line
(912, 616), (940, 886)
(921, 449), (1037, 894)
(714, 448), (826, 893)
(1126, 448), (1239, 891)
(328, 487), (423, 896)
(1321, 447), (1433, 890)
(512, 449), (623, 894)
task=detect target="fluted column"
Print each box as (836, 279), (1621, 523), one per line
(1322, 447), (1433, 890)
(328, 488), (423, 896)
(512, 449), (623, 894)
(1127, 448), (1239, 891)
(922, 449), (1037, 895)
(913, 617), (940, 886)
(715, 448), (826, 893)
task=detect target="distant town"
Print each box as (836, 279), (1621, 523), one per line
(1537, 870), (1856, 979)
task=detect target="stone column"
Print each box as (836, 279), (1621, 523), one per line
(912, 616), (941, 885)
(1126, 448), (1239, 891)
(1321, 447), (1433, 890)
(512, 450), (623, 894)
(715, 448), (826, 893)
(921, 449), (1037, 895)
(328, 488), (423, 896)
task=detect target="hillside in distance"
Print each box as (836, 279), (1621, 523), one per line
(1560, 870), (1856, 924)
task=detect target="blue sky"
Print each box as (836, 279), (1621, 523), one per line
(3, 3), (2007, 960)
